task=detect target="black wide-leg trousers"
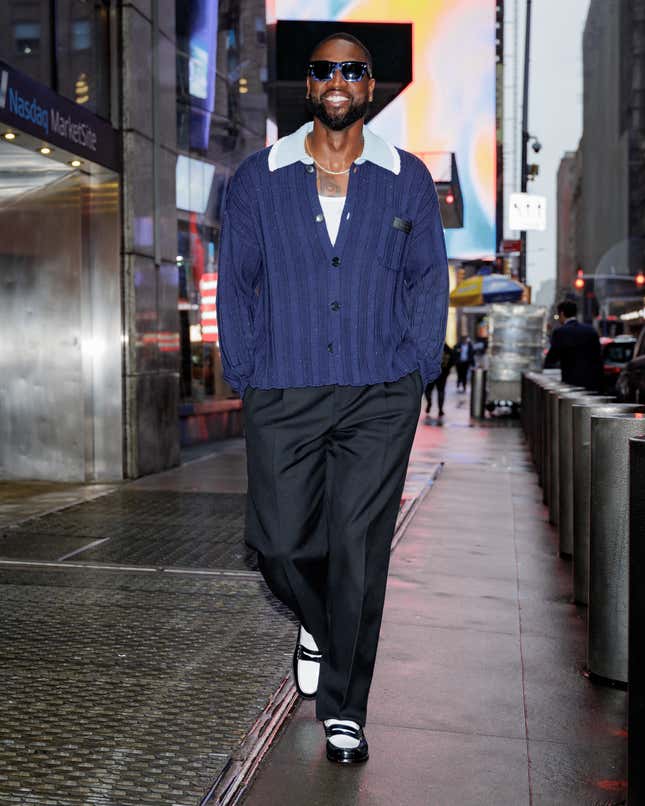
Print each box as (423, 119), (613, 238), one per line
(244, 371), (422, 725)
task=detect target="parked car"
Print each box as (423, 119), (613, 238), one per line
(601, 335), (637, 394)
(616, 327), (645, 402)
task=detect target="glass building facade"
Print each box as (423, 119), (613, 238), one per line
(0, 1), (271, 481)
(0, 1), (113, 120)
(175, 0), (268, 404)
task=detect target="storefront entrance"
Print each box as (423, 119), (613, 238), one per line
(0, 136), (122, 481)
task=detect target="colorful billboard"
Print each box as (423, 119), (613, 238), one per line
(268, 0), (496, 260)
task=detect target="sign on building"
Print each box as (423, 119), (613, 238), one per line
(509, 193), (547, 232)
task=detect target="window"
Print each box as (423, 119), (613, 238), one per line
(14, 22), (41, 56)
(71, 20), (91, 51)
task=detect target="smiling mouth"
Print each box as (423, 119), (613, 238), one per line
(323, 93), (351, 104)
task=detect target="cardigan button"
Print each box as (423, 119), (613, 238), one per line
(331, 256), (341, 267)
(305, 164), (315, 173)
(330, 301), (340, 311)
(315, 213), (324, 223)
(327, 342), (334, 353)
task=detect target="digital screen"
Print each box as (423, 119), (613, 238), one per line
(188, 0), (219, 150)
(269, 0), (496, 260)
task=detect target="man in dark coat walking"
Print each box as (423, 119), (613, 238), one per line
(544, 300), (602, 390)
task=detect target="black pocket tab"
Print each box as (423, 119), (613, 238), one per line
(392, 216), (412, 234)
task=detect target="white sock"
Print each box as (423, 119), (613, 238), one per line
(324, 719), (361, 749)
(296, 626), (320, 696)
(299, 625), (318, 652)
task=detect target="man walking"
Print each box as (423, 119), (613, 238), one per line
(454, 335), (474, 392)
(545, 300), (602, 390)
(425, 342), (454, 419)
(217, 32), (448, 764)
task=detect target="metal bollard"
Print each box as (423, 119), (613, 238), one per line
(520, 373), (529, 437)
(571, 402), (642, 605)
(628, 436), (645, 805)
(470, 368), (487, 419)
(521, 372), (538, 453)
(548, 386), (585, 524)
(538, 376), (563, 492)
(557, 392), (607, 558)
(543, 382), (571, 507)
(529, 372), (559, 474)
(588, 412), (645, 686)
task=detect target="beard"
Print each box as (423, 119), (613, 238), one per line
(306, 93), (370, 131)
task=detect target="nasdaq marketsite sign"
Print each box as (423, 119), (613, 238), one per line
(0, 60), (119, 172)
(509, 192), (547, 232)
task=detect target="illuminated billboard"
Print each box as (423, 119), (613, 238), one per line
(269, 0), (496, 260)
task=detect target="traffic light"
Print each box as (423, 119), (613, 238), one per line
(574, 269), (585, 290)
(636, 271), (645, 288)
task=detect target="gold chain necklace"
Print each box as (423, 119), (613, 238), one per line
(305, 135), (363, 176)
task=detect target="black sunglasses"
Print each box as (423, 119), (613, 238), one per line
(308, 60), (372, 82)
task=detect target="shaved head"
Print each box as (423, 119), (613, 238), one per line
(309, 32), (373, 73)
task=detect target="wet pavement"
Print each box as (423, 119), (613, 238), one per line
(0, 421), (438, 804)
(241, 390), (627, 806)
(0, 481), (117, 530)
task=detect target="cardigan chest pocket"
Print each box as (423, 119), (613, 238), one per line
(380, 215), (413, 271)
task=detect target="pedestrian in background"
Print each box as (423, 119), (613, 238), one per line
(425, 342), (454, 418)
(454, 335), (474, 392)
(544, 299), (602, 390)
(217, 32), (448, 765)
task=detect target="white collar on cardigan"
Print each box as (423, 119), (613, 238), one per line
(268, 121), (401, 175)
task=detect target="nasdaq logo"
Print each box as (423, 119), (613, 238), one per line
(0, 71), (8, 109)
(7, 86), (49, 135)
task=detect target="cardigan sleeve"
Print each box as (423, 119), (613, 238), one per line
(216, 175), (262, 397)
(404, 171), (449, 385)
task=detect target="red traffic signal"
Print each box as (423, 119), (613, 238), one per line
(574, 269), (585, 290)
(636, 271), (645, 287)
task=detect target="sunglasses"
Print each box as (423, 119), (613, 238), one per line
(308, 60), (372, 82)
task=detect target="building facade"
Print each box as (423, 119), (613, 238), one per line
(581, 0), (645, 323)
(556, 152), (577, 301)
(174, 0), (267, 446)
(0, 1), (123, 482)
(0, 0), (268, 481)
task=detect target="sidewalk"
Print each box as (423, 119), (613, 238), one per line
(0, 387), (627, 804)
(0, 419), (437, 804)
(241, 389), (627, 806)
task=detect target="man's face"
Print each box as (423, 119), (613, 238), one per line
(306, 39), (375, 131)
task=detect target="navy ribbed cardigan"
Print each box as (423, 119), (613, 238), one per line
(216, 146), (449, 397)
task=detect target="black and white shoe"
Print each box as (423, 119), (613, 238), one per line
(292, 626), (321, 699)
(325, 721), (369, 764)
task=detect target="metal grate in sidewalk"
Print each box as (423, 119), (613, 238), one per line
(0, 567), (296, 805)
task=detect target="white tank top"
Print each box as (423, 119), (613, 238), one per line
(318, 195), (346, 246)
